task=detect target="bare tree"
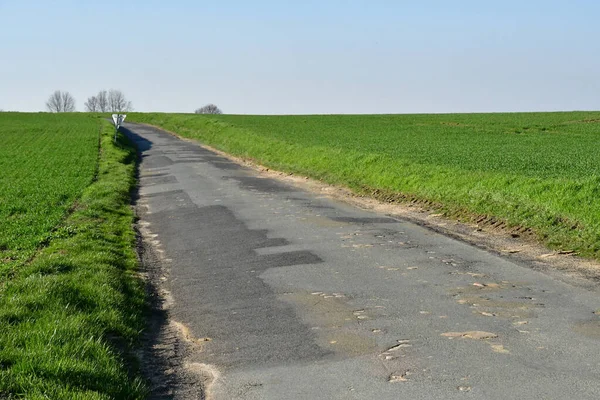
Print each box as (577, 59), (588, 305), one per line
(84, 96), (99, 112)
(84, 90), (131, 113)
(97, 90), (109, 112)
(194, 104), (222, 114)
(108, 89), (133, 112)
(46, 90), (76, 113)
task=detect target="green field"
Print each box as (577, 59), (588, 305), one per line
(0, 114), (99, 275)
(129, 112), (600, 259)
(0, 113), (146, 398)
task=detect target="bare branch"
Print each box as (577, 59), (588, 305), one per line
(46, 90), (76, 113)
(84, 96), (99, 112)
(97, 90), (109, 112)
(62, 92), (76, 112)
(194, 104), (222, 114)
(108, 89), (133, 113)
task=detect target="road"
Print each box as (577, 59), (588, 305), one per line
(125, 123), (600, 400)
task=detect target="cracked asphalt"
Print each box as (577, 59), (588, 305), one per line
(125, 122), (600, 399)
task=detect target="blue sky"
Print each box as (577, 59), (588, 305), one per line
(1, 0), (599, 114)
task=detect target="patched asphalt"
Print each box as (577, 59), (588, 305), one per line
(125, 123), (600, 400)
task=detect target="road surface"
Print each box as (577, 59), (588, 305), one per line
(125, 123), (600, 400)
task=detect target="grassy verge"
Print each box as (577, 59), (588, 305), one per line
(0, 118), (147, 399)
(128, 112), (600, 260)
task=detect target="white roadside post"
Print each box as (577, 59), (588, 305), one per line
(111, 114), (127, 143)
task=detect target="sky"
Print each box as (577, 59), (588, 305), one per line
(1, 0), (599, 114)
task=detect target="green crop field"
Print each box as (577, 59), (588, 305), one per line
(0, 113), (146, 398)
(0, 113), (99, 275)
(129, 111), (600, 259)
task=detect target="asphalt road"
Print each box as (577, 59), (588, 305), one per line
(125, 123), (600, 400)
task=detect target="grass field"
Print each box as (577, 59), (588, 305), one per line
(0, 113), (146, 398)
(129, 112), (600, 259)
(0, 114), (100, 276)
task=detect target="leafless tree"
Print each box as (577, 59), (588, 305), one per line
(84, 90), (131, 113)
(108, 89), (133, 112)
(194, 104), (222, 114)
(84, 96), (99, 112)
(46, 90), (76, 113)
(97, 90), (109, 112)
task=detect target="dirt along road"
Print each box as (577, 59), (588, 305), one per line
(125, 123), (600, 399)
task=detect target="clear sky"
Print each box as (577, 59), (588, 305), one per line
(1, 0), (599, 114)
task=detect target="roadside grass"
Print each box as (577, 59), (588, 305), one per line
(0, 114), (147, 399)
(129, 112), (600, 259)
